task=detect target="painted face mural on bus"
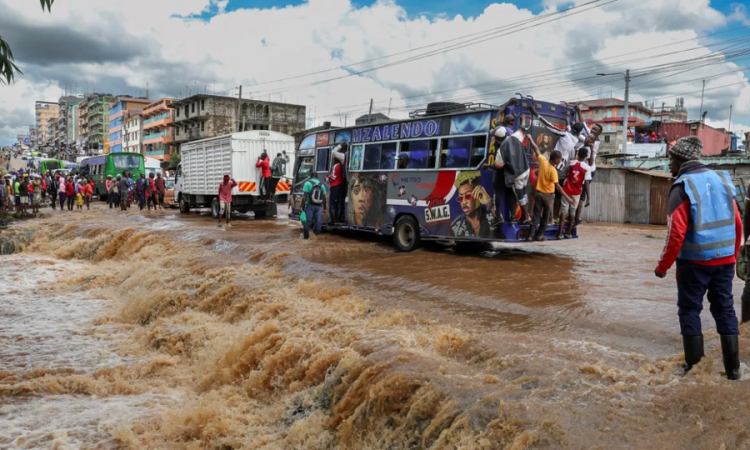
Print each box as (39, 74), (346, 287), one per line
(347, 172), (387, 227)
(449, 171), (500, 239)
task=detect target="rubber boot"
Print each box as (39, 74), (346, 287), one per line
(720, 335), (740, 380)
(683, 335), (704, 374)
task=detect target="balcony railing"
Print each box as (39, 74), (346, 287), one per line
(143, 113), (170, 125)
(146, 150), (165, 156)
(144, 131), (168, 140)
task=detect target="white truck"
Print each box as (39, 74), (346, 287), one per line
(174, 130), (296, 218)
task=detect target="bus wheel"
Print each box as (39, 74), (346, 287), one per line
(179, 196), (190, 214)
(211, 198), (220, 219)
(394, 216), (420, 252)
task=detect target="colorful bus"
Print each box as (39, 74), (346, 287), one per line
(290, 99), (579, 251)
(39, 159), (66, 174)
(79, 152), (145, 199)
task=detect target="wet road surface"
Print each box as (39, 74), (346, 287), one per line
(2, 203), (750, 449)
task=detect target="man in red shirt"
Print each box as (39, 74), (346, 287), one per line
(154, 173), (166, 209)
(327, 157), (345, 223)
(655, 136), (741, 379)
(255, 151), (272, 203)
(218, 174), (237, 227)
(558, 147), (590, 239)
(146, 173), (158, 210)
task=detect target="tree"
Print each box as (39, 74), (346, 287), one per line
(0, 0), (54, 85)
(169, 151), (181, 169)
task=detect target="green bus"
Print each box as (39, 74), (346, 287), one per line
(79, 152), (145, 199)
(39, 159), (66, 174)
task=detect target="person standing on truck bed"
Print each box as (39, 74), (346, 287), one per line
(654, 137), (742, 380)
(218, 174), (237, 228)
(271, 151), (289, 198)
(302, 176), (327, 240)
(256, 151), (272, 203)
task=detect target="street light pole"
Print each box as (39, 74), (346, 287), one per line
(622, 69), (630, 155)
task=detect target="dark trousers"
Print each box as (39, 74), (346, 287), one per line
(50, 192), (57, 209)
(505, 185), (517, 221)
(330, 184), (345, 222)
(676, 259), (739, 336)
(67, 195), (75, 210)
(303, 204), (323, 239)
(528, 191), (553, 239)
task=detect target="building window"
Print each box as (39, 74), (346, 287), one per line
(201, 122), (205, 131)
(201, 100), (205, 110)
(176, 127), (180, 136)
(604, 135), (611, 143)
(176, 108), (180, 117)
(192, 103), (195, 113)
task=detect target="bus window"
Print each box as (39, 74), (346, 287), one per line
(397, 139), (438, 169)
(112, 154), (142, 171)
(349, 145), (364, 171)
(363, 142), (397, 171)
(316, 147), (330, 172)
(379, 142), (397, 170)
(439, 136), (487, 169)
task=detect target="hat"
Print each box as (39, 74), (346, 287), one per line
(494, 127), (507, 139)
(669, 136), (702, 161)
(571, 123), (584, 135)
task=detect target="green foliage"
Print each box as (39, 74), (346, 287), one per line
(169, 151), (181, 169)
(0, 0), (54, 85)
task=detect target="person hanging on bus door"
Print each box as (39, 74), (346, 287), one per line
(498, 126), (531, 224)
(331, 142), (348, 223)
(270, 151), (289, 198)
(487, 127), (508, 225)
(327, 156), (345, 224)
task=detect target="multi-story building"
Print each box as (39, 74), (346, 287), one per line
(578, 98), (654, 154)
(108, 97), (151, 153)
(123, 111), (143, 154)
(649, 97), (688, 123)
(56, 95), (84, 151)
(142, 98), (174, 162)
(35, 101), (59, 147)
(86, 94), (116, 153)
(48, 117), (58, 148)
(170, 94), (306, 147)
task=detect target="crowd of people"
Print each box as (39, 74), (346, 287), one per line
(0, 169), (169, 216)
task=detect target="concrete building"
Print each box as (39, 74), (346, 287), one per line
(170, 94), (306, 147)
(649, 97), (688, 123)
(48, 117), (58, 148)
(142, 98), (174, 162)
(578, 98), (653, 154)
(56, 95), (84, 151)
(108, 97), (151, 153)
(85, 94), (116, 154)
(35, 101), (59, 148)
(355, 113), (390, 126)
(123, 111), (143, 154)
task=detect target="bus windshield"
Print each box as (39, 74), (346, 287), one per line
(112, 154), (142, 171)
(297, 157), (314, 181)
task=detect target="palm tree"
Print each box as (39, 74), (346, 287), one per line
(0, 0), (54, 85)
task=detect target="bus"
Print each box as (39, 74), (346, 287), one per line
(39, 159), (66, 174)
(290, 99), (579, 252)
(79, 152), (145, 199)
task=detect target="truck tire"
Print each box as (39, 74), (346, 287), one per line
(179, 196), (190, 214)
(254, 210), (267, 218)
(211, 198), (220, 219)
(393, 215), (420, 252)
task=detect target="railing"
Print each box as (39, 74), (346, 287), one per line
(146, 150), (165, 156)
(144, 131), (167, 140)
(143, 113), (170, 125)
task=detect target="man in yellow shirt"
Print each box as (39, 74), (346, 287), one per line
(527, 146), (573, 242)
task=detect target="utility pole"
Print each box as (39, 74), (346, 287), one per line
(622, 69), (630, 155)
(728, 104), (733, 132)
(699, 79), (706, 122)
(236, 85), (242, 132)
(368, 98), (373, 118)
(388, 98), (392, 116)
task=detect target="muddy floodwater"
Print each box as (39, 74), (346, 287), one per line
(2, 205), (750, 449)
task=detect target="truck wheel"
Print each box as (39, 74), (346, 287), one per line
(393, 215), (420, 252)
(179, 196), (190, 214)
(254, 210), (267, 218)
(211, 198), (220, 219)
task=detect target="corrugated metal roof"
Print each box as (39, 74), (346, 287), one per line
(595, 165), (673, 179)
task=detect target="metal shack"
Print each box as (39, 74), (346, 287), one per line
(581, 166), (673, 225)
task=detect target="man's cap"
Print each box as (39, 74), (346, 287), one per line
(669, 136), (703, 161)
(107, 174), (112, 178)
(571, 123), (584, 135)
(223, 174), (230, 181)
(494, 127), (507, 139)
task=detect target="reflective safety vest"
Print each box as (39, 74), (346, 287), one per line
(676, 170), (737, 261)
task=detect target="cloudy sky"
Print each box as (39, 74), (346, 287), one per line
(1, 0), (749, 146)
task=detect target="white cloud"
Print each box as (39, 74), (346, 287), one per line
(0, 0), (749, 147)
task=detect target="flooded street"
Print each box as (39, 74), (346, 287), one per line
(2, 204), (750, 449)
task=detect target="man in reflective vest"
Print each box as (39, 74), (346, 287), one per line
(655, 136), (742, 380)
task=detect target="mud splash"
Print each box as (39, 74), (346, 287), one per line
(2, 212), (750, 449)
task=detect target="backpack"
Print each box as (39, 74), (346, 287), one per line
(309, 182), (324, 205)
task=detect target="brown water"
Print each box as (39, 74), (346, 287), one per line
(1, 205), (750, 449)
